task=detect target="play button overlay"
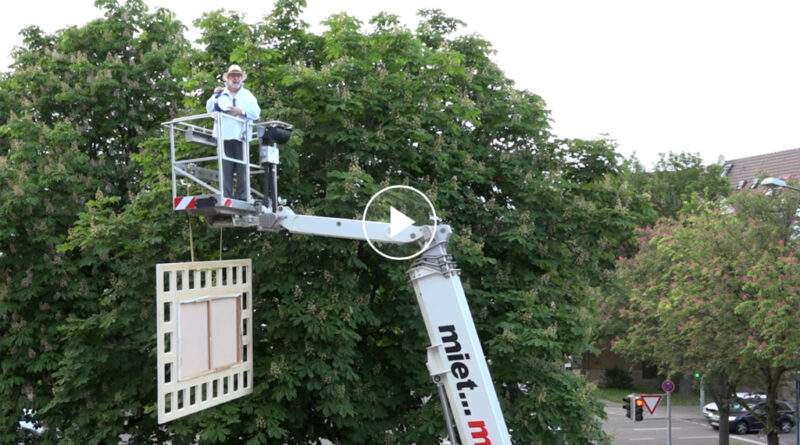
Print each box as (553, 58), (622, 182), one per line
(389, 207), (415, 239)
(362, 185), (437, 260)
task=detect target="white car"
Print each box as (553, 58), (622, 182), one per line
(703, 392), (766, 422)
(17, 409), (44, 441)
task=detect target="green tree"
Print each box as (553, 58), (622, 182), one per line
(625, 151), (731, 223)
(592, 152), (731, 370)
(1, 1), (645, 443)
(609, 190), (800, 445)
(0, 0), (188, 442)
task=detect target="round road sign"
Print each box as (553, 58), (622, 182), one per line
(662, 380), (675, 393)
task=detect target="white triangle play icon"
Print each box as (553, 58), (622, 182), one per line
(389, 206), (415, 239)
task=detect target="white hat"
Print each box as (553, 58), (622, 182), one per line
(222, 64), (247, 81)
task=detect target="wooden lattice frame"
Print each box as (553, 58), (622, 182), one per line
(156, 259), (253, 424)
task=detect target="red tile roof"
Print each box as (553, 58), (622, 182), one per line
(723, 147), (800, 191)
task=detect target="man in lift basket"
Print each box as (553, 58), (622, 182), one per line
(206, 64), (261, 201)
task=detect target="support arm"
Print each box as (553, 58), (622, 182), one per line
(409, 226), (512, 445)
(248, 206), (511, 444)
(256, 206), (428, 244)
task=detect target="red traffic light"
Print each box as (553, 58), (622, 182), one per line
(635, 398), (644, 407)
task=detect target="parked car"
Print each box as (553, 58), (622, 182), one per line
(17, 409), (44, 443)
(702, 392), (766, 422)
(708, 400), (795, 434)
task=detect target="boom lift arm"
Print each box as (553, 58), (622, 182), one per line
(259, 210), (512, 445)
(164, 114), (512, 444)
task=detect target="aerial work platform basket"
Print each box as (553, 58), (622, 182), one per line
(162, 113), (291, 221)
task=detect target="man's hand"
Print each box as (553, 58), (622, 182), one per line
(228, 106), (245, 116)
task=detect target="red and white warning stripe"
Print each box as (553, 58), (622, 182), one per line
(174, 196), (196, 210)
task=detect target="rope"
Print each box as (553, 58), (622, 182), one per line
(188, 217), (195, 262)
(188, 217), (224, 262)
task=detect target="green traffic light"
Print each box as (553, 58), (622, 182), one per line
(694, 372), (701, 378)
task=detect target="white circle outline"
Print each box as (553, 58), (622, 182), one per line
(362, 185), (438, 261)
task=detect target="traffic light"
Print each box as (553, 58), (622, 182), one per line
(622, 396), (632, 419)
(635, 398), (644, 421)
(694, 372), (701, 378)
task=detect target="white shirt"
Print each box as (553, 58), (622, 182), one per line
(205, 86), (261, 140)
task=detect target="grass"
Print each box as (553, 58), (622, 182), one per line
(596, 385), (702, 406)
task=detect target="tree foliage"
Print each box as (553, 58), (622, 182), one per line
(623, 152), (731, 223)
(0, 0), (188, 443)
(608, 190), (800, 445)
(593, 151), (731, 348)
(0, 1), (648, 443)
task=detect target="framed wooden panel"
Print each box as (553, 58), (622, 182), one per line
(209, 297), (241, 369)
(156, 259), (253, 424)
(178, 300), (210, 379)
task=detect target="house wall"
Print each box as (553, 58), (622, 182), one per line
(582, 346), (659, 387)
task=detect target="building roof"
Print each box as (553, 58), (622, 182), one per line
(722, 147), (800, 191)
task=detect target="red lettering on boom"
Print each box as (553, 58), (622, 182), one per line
(468, 420), (491, 444)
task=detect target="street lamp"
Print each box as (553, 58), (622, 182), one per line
(762, 177), (800, 193)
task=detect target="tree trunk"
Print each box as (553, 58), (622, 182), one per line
(679, 374), (693, 396)
(707, 373), (735, 445)
(718, 399), (731, 445)
(764, 366), (785, 445)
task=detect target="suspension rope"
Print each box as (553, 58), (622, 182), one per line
(188, 217), (196, 262)
(219, 227), (224, 261)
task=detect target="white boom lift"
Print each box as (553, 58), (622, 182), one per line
(162, 113), (512, 444)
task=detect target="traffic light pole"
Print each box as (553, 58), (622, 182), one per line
(699, 377), (705, 414)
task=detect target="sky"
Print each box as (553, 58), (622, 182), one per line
(2, 0), (799, 170)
